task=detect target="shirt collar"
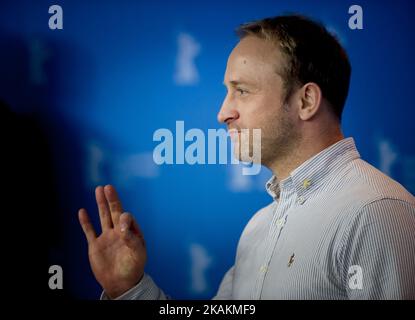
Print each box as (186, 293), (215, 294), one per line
(265, 137), (360, 202)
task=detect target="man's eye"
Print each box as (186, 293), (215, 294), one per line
(237, 88), (248, 95)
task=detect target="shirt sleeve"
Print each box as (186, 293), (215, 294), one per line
(101, 266), (235, 300)
(212, 266), (235, 300)
(339, 198), (415, 299)
(100, 273), (168, 300)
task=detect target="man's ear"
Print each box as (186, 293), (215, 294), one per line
(298, 82), (322, 121)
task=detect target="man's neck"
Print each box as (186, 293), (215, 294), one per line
(269, 132), (344, 181)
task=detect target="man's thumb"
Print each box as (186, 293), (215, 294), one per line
(120, 212), (135, 247)
(120, 212), (133, 234)
(119, 212), (142, 249)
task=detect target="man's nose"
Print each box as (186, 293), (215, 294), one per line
(217, 98), (239, 124)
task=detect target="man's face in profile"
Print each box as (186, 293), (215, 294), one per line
(218, 36), (300, 166)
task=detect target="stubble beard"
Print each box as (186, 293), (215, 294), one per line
(260, 104), (301, 168)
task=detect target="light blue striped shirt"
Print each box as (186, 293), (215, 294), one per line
(103, 137), (415, 300)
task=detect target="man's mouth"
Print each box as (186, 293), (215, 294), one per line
(228, 128), (240, 142)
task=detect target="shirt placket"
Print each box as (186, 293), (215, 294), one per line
(251, 189), (295, 299)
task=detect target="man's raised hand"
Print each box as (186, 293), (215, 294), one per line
(78, 185), (146, 299)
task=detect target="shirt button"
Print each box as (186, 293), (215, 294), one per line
(276, 218), (285, 228)
(259, 265), (268, 273)
(302, 179), (311, 189)
(297, 196), (305, 205)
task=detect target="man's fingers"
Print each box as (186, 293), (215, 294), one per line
(95, 186), (112, 231)
(104, 185), (123, 226)
(78, 208), (97, 244)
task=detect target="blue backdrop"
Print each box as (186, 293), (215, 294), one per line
(0, 0), (414, 299)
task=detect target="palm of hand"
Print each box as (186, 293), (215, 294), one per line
(89, 229), (146, 290)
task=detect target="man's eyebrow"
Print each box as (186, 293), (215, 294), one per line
(223, 80), (252, 87)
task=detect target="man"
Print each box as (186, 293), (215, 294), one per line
(78, 15), (415, 299)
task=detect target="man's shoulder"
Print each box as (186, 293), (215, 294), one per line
(330, 158), (414, 208)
